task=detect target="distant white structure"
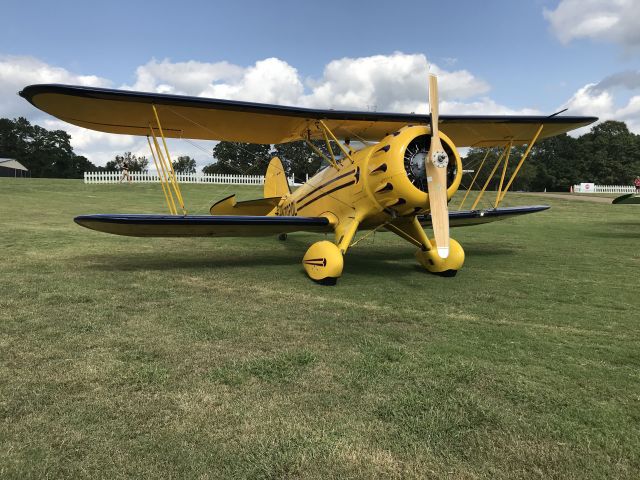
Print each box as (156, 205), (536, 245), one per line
(0, 158), (29, 177)
(573, 183), (634, 193)
(84, 171), (295, 185)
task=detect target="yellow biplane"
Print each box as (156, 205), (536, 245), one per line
(20, 75), (596, 284)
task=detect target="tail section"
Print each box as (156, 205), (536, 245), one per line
(264, 157), (290, 198)
(210, 157), (290, 215)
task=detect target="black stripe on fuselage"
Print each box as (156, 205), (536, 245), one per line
(296, 169), (355, 205)
(297, 180), (356, 211)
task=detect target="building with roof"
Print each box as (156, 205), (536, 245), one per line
(0, 158), (29, 177)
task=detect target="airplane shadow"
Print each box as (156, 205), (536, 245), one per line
(83, 251), (296, 272)
(461, 245), (517, 257)
(605, 221), (640, 228)
(586, 230), (640, 239)
(575, 221), (640, 239)
(80, 237), (516, 274)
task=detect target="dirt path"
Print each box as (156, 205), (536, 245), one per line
(519, 193), (615, 204)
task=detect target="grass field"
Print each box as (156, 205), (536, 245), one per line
(1, 178), (639, 479)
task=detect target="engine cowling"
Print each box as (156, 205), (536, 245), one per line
(364, 125), (462, 217)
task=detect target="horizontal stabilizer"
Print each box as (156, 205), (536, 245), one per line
(209, 195), (282, 215)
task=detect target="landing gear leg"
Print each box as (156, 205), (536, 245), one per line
(386, 217), (465, 276)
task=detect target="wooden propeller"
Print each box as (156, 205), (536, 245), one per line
(425, 74), (450, 258)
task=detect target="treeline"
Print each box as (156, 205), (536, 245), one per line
(0, 117), (96, 178)
(202, 140), (330, 183)
(2, 116), (639, 190)
(105, 153), (197, 173)
(0, 117), (199, 177)
(464, 121), (640, 191)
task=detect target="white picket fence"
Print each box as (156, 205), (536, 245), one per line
(572, 184), (635, 193)
(84, 171), (294, 185)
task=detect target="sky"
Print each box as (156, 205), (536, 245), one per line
(1, 0), (639, 169)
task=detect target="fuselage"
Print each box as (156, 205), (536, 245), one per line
(276, 125), (462, 231)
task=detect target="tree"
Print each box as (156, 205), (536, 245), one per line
(526, 134), (582, 191)
(273, 140), (334, 182)
(203, 142), (273, 175)
(0, 117), (97, 178)
(105, 152), (149, 171)
(461, 122), (640, 192)
(202, 140), (340, 179)
(172, 155), (197, 173)
(578, 121), (640, 185)
(463, 141), (574, 193)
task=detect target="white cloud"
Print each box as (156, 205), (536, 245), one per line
(202, 57), (304, 105)
(0, 54), (111, 120)
(562, 71), (640, 134)
(2, 52), (606, 167)
(441, 57), (458, 67)
(122, 57), (304, 106)
(567, 91), (640, 134)
(442, 99), (540, 116)
(123, 53), (492, 113)
(122, 58), (244, 94)
(544, 0), (640, 50)
(542, 2), (640, 132)
(0, 55), (139, 165)
(299, 52), (490, 112)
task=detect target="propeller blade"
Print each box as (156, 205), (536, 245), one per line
(425, 74), (450, 259)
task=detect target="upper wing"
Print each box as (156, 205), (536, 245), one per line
(21, 84), (597, 147)
(74, 214), (332, 237)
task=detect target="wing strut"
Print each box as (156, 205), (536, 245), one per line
(303, 122), (354, 170)
(495, 124), (544, 205)
(470, 143), (511, 210)
(146, 135), (177, 214)
(317, 120), (354, 163)
(458, 148), (491, 210)
(460, 124), (544, 210)
(494, 141), (513, 207)
(304, 135), (338, 170)
(147, 105), (187, 215)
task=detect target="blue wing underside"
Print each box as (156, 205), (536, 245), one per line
(74, 205), (549, 237)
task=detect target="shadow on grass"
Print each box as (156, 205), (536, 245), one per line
(463, 245), (517, 256)
(78, 240), (517, 276)
(580, 227), (640, 239)
(82, 252), (298, 271)
(605, 221), (640, 227)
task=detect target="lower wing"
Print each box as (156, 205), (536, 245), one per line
(75, 205), (548, 237)
(420, 205), (549, 228)
(74, 214), (332, 237)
